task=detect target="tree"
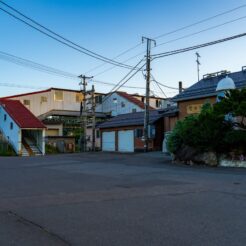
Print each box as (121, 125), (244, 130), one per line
(215, 89), (246, 130)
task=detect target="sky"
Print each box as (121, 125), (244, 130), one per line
(1, 0), (246, 97)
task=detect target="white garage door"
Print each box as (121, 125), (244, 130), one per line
(102, 131), (115, 151)
(118, 130), (134, 152)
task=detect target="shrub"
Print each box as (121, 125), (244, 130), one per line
(45, 144), (59, 154)
(167, 104), (232, 154)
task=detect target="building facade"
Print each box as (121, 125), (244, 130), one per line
(0, 100), (46, 156)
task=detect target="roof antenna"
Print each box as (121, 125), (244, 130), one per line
(196, 52), (201, 82)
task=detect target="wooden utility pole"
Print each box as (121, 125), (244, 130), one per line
(78, 75), (93, 152)
(91, 85), (96, 152)
(142, 37), (156, 152)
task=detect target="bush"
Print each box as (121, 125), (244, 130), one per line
(224, 130), (246, 153)
(45, 144), (59, 155)
(167, 104), (232, 154)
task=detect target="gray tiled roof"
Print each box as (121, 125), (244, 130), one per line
(173, 70), (246, 102)
(98, 107), (178, 129)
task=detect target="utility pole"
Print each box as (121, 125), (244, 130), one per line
(78, 75), (93, 152)
(142, 37), (156, 152)
(91, 85), (96, 152)
(196, 52), (201, 82)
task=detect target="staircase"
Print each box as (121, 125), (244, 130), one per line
(22, 137), (42, 157)
(22, 144), (30, 157)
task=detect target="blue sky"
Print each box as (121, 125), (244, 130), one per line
(1, 0), (246, 97)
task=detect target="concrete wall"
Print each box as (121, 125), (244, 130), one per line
(0, 106), (21, 154)
(96, 92), (143, 115)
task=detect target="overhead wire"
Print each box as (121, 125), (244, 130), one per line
(152, 32), (246, 59)
(151, 74), (168, 98)
(100, 60), (146, 104)
(85, 3), (246, 76)
(156, 15), (246, 48)
(154, 3), (246, 39)
(0, 1), (137, 70)
(0, 50), (148, 90)
(0, 51), (79, 80)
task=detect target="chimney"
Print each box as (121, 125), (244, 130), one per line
(179, 81), (183, 94)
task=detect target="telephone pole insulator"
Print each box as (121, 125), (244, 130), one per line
(195, 52), (201, 82)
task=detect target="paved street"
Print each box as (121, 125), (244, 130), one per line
(0, 152), (245, 246)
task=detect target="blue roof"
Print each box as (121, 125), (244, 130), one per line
(98, 107), (178, 129)
(173, 69), (246, 102)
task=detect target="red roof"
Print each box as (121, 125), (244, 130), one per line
(117, 92), (155, 110)
(0, 100), (46, 129)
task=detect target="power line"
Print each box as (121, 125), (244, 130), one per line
(85, 3), (246, 76)
(154, 3), (246, 39)
(150, 74), (168, 98)
(101, 60), (145, 105)
(0, 50), (79, 80)
(0, 1), (137, 70)
(156, 15), (246, 48)
(0, 82), (47, 90)
(152, 32), (246, 58)
(0, 50), (148, 90)
(152, 80), (179, 90)
(85, 43), (142, 74)
(92, 79), (147, 90)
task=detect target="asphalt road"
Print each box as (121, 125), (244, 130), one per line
(0, 152), (245, 246)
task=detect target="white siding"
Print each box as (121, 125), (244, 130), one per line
(96, 92), (143, 115)
(8, 89), (83, 117)
(0, 106), (21, 154)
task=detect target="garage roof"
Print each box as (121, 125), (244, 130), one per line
(98, 107), (178, 129)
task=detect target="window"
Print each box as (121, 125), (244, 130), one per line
(135, 128), (143, 138)
(41, 96), (47, 103)
(54, 91), (63, 101)
(4, 114), (6, 121)
(76, 93), (83, 103)
(23, 100), (30, 106)
(156, 100), (159, 108)
(132, 108), (137, 113)
(10, 122), (13, 130)
(121, 102), (125, 108)
(141, 97), (144, 102)
(95, 95), (103, 104)
(96, 130), (100, 139)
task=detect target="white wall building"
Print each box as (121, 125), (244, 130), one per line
(0, 100), (46, 156)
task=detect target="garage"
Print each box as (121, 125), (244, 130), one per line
(118, 130), (134, 152)
(102, 131), (115, 151)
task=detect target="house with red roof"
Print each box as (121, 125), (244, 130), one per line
(0, 100), (46, 156)
(95, 91), (155, 117)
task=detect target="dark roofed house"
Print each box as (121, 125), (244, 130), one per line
(173, 68), (246, 120)
(98, 108), (178, 152)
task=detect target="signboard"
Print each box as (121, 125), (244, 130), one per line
(186, 104), (203, 114)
